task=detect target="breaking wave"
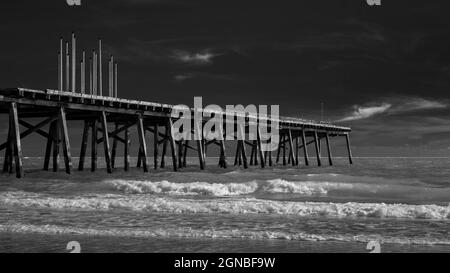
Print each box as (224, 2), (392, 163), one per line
(1, 223), (449, 246)
(1, 191), (449, 220)
(106, 179), (391, 197)
(109, 180), (259, 196)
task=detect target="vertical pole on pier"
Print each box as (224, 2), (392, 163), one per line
(137, 114), (148, 172)
(81, 50), (86, 94)
(9, 103), (23, 178)
(287, 129), (296, 167)
(301, 130), (309, 166)
(108, 57), (112, 97)
(66, 42), (70, 91)
(114, 63), (118, 98)
(52, 118), (60, 172)
(325, 132), (333, 166)
(110, 56), (114, 97)
(89, 57), (93, 95)
(58, 52), (62, 91)
(101, 112), (112, 173)
(78, 120), (89, 171)
(345, 133), (353, 164)
(195, 121), (205, 170)
(59, 107), (72, 174)
(59, 38), (63, 91)
(124, 128), (130, 171)
(257, 126), (265, 168)
(93, 51), (97, 95)
(72, 33), (76, 92)
(99, 39), (103, 96)
(91, 120), (98, 172)
(153, 125), (159, 170)
(111, 123), (118, 169)
(313, 131), (322, 167)
(167, 118), (178, 172)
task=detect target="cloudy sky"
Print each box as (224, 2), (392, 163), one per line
(1, 0), (450, 156)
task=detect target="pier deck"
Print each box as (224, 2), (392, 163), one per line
(0, 87), (352, 178)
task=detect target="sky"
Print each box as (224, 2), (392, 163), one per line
(1, 0), (450, 156)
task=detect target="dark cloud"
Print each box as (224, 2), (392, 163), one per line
(1, 0), (450, 156)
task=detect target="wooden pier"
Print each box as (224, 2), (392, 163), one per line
(0, 88), (352, 178)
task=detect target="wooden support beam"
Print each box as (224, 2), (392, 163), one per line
(160, 126), (168, 168)
(52, 118), (60, 172)
(97, 128), (126, 144)
(282, 135), (286, 166)
(218, 125), (227, 168)
(276, 133), (282, 164)
(345, 134), (353, 164)
(137, 147), (142, 168)
(268, 150), (273, 167)
(325, 132), (333, 166)
(136, 129), (146, 168)
(234, 142), (240, 166)
(3, 117), (12, 173)
(10, 103), (24, 178)
(183, 140), (189, 168)
(43, 121), (55, 171)
(91, 120), (97, 172)
(78, 120), (89, 171)
(0, 117), (55, 151)
(257, 126), (265, 168)
(249, 143), (255, 166)
(178, 141), (184, 169)
(18, 119), (53, 139)
(59, 107), (72, 174)
(153, 125), (159, 170)
(253, 140), (259, 166)
(111, 123), (118, 169)
(195, 122), (205, 170)
(295, 134), (299, 166)
(313, 131), (322, 167)
(97, 122), (134, 144)
(124, 128), (130, 171)
(240, 140), (248, 169)
(137, 115), (149, 172)
(301, 130), (309, 166)
(167, 118), (178, 172)
(287, 129), (296, 167)
(101, 112), (113, 174)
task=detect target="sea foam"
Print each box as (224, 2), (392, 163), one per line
(1, 222), (449, 246)
(1, 191), (449, 220)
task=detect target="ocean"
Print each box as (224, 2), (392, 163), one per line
(0, 157), (449, 253)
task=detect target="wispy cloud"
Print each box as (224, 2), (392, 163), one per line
(171, 50), (217, 65)
(339, 103), (392, 122)
(173, 72), (234, 82)
(338, 97), (448, 122)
